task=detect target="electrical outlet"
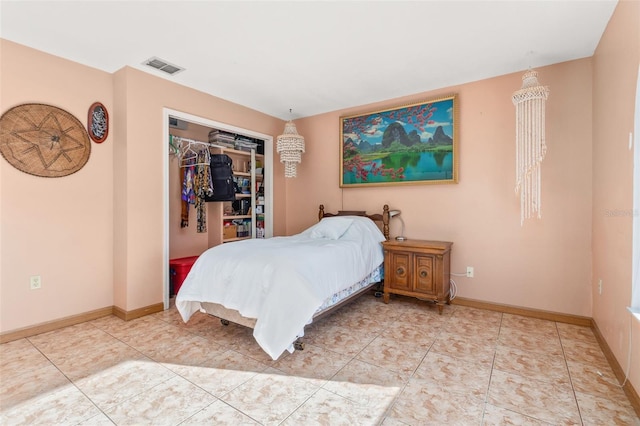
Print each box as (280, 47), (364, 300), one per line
(466, 266), (474, 278)
(598, 279), (602, 295)
(30, 275), (42, 290)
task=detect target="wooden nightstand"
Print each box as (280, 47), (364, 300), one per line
(382, 239), (453, 314)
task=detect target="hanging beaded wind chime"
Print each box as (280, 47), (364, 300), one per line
(512, 69), (550, 225)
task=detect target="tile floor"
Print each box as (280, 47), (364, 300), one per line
(1, 294), (638, 425)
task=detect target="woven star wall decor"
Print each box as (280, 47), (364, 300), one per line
(0, 103), (91, 177)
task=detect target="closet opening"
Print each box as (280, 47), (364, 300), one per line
(162, 108), (273, 309)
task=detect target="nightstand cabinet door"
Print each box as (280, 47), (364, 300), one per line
(387, 251), (411, 291)
(415, 254), (435, 294)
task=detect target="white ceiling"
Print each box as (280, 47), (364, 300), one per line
(0, 1), (617, 120)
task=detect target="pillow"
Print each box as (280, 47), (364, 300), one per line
(341, 216), (387, 244)
(307, 217), (354, 240)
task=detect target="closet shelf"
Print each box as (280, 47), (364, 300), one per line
(223, 215), (251, 219)
(232, 171), (262, 179)
(221, 147), (264, 158)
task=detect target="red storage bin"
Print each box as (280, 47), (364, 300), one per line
(169, 256), (199, 296)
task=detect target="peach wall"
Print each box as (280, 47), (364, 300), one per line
(1, 40), (285, 332)
(111, 67), (285, 311)
(0, 40), (114, 331)
(592, 0), (640, 397)
(289, 59), (594, 317)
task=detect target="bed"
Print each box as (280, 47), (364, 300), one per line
(176, 204), (391, 360)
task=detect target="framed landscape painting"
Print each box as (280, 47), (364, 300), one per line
(340, 94), (458, 187)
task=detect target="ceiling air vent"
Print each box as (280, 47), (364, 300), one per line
(143, 57), (184, 76)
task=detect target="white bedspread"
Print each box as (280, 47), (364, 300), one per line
(176, 216), (385, 360)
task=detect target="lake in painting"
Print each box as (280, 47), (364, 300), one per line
(342, 151), (453, 184)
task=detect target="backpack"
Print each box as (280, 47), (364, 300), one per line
(205, 154), (236, 202)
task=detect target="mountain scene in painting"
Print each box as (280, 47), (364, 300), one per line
(342, 97), (455, 184)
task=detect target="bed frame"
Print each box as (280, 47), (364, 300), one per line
(200, 204), (391, 352)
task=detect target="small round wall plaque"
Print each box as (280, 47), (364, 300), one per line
(0, 103), (91, 178)
(87, 102), (109, 143)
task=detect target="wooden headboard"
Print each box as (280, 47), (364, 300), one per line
(318, 204), (390, 241)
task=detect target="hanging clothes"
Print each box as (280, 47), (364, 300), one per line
(194, 148), (213, 233)
(199, 149), (214, 199)
(180, 156), (196, 228)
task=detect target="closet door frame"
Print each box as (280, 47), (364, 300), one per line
(162, 108), (274, 309)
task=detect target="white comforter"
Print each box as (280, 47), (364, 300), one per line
(176, 216), (385, 360)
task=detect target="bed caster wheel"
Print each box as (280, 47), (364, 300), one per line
(221, 319), (230, 326)
(294, 341), (305, 351)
